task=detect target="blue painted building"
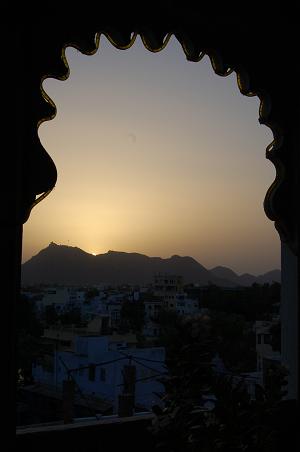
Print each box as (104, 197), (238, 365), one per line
(33, 335), (166, 413)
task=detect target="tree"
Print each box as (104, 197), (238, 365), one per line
(44, 304), (59, 325)
(270, 322), (281, 352)
(200, 283), (281, 322)
(151, 314), (215, 451)
(151, 316), (294, 452)
(85, 287), (99, 302)
(60, 307), (81, 325)
(120, 300), (145, 333)
(209, 311), (256, 372)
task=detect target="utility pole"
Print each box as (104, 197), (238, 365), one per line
(62, 378), (75, 424)
(118, 364), (136, 417)
(54, 337), (58, 390)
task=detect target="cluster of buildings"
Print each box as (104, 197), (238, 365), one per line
(20, 273), (282, 424)
(20, 273), (202, 421)
(24, 273), (203, 338)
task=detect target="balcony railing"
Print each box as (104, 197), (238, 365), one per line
(16, 412), (155, 452)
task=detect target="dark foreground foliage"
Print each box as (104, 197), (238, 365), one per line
(150, 315), (296, 452)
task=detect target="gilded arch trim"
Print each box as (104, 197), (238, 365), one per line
(25, 27), (297, 255)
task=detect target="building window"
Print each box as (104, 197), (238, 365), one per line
(89, 363), (96, 381)
(100, 368), (106, 382)
(264, 334), (271, 345)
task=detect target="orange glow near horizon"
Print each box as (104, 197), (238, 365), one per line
(22, 35), (280, 275)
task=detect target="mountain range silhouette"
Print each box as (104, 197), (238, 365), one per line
(21, 242), (281, 287)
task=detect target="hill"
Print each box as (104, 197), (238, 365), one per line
(210, 266), (281, 286)
(22, 243), (224, 286)
(21, 242), (280, 287)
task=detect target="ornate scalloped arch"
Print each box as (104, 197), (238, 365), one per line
(26, 29), (293, 254)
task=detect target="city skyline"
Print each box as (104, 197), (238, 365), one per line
(22, 34), (280, 275)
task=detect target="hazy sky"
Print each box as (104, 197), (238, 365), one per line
(22, 34), (280, 275)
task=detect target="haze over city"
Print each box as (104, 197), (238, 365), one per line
(22, 34), (280, 275)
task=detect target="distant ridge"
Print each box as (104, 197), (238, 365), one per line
(21, 242), (280, 287)
(210, 266), (281, 286)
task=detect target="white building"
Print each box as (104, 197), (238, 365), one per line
(143, 320), (161, 338)
(255, 320), (281, 373)
(175, 294), (199, 316)
(255, 319), (283, 396)
(154, 273), (183, 309)
(30, 286), (71, 317)
(144, 300), (163, 321)
(42, 287), (70, 306)
(29, 286), (87, 317)
(153, 273), (200, 316)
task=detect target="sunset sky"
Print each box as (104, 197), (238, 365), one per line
(22, 34), (280, 275)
